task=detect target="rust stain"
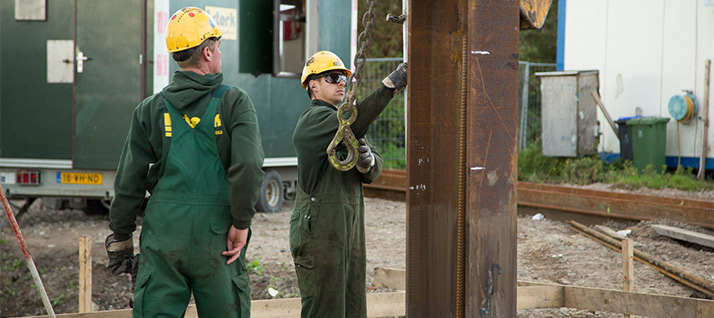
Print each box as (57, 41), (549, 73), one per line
(450, 28), (464, 63)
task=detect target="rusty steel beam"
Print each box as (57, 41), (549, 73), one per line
(366, 174), (714, 229)
(518, 183), (714, 229)
(407, 0), (464, 316)
(407, 0), (520, 316)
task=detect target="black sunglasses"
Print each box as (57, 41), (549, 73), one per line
(319, 72), (348, 84)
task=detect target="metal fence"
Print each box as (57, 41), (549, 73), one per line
(360, 59), (556, 169)
(359, 57), (406, 169)
(518, 61), (557, 150)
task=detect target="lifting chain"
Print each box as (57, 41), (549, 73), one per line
(326, 0), (378, 171)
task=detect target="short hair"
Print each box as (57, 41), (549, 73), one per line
(172, 37), (219, 68)
(305, 74), (316, 98)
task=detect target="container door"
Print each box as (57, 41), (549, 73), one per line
(74, 0), (143, 169)
(0, 0), (74, 160)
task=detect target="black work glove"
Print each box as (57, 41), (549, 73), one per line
(105, 234), (134, 275)
(382, 62), (408, 91)
(356, 138), (375, 173)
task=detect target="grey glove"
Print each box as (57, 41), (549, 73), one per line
(105, 233), (134, 275)
(382, 62), (408, 91)
(356, 138), (375, 173)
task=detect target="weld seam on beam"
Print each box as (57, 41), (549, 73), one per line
(456, 32), (468, 318)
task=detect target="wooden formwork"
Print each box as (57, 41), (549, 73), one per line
(20, 284), (714, 318)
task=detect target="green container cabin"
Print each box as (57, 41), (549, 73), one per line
(0, 0), (354, 213)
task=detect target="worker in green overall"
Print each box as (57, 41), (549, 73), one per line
(291, 51), (407, 317)
(104, 7), (264, 317)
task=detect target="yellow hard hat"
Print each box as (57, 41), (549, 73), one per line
(301, 51), (352, 88)
(166, 7), (225, 53)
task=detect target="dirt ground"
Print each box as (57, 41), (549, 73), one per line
(1, 185), (713, 317)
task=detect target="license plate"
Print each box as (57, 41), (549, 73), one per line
(57, 172), (103, 185)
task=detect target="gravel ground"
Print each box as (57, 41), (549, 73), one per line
(1, 190), (712, 317)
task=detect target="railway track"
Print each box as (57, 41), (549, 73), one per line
(364, 169), (714, 229)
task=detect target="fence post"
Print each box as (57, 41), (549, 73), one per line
(78, 236), (92, 312)
(519, 62), (531, 150)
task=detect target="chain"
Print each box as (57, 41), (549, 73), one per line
(326, 0), (378, 171)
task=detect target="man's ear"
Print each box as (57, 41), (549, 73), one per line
(203, 45), (213, 61)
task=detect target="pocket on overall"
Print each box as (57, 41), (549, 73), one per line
(289, 204), (318, 299)
(231, 271), (251, 317)
(289, 204), (319, 260)
(132, 267), (152, 316)
(211, 219), (250, 273)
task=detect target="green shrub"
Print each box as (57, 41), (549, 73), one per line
(517, 142), (713, 192)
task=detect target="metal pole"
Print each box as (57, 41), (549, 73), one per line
(520, 62), (531, 150)
(0, 185), (56, 318)
(698, 59), (710, 179)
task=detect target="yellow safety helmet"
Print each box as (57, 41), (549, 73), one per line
(166, 7), (225, 53)
(301, 51), (352, 89)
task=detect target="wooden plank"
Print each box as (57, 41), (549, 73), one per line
(20, 292), (406, 318)
(622, 238), (634, 293)
(594, 224), (627, 240)
(651, 224), (714, 249)
(20, 287), (714, 318)
(591, 91), (619, 139)
(517, 285), (564, 309)
(366, 292), (405, 317)
(20, 310), (132, 318)
(567, 220), (714, 297)
(373, 267), (406, 290)
(563, 285), (714, 317)
(621, 238), (634, 318)
(78, 236), (92, 313)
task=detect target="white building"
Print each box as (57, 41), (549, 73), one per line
(560, 0), (713, 170)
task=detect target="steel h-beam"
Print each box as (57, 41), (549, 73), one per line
(406, 0), (520, 317)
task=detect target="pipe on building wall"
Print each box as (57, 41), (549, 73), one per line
(698, 59), (710, 179)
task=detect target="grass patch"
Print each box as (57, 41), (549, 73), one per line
(518, 142), (714, 192)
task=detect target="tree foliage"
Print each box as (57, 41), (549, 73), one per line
(519, 0), (558, 63)
(357, 0), (404, 58)
(357, 0), (559, 62)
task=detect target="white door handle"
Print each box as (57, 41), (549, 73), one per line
(76, 51), (91, 73)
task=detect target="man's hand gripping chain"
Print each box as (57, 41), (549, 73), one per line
(326, 101), (360, 171)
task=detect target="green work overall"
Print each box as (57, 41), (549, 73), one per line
(290, 167), (367, 318)
(132, 90), (251, 318)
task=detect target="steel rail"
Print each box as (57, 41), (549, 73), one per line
(566, 220), (714, 298)
(364, 170), (714, 229)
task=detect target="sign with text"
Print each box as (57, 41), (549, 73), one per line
(205, 6), (238, 40)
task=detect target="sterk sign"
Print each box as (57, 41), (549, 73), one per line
(205, 6), (238, 40)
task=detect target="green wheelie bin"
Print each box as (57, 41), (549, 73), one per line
(626, 117), (670, 171)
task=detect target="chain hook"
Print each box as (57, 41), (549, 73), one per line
(326, 0), (378, 171)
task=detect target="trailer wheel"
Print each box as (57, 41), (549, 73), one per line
(256, 170), (284, 213)
(83, 199), (109, 215)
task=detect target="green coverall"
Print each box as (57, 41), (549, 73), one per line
(291, 85), (397, 318)
(109, 71), (264, 317)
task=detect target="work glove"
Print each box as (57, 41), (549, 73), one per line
(356, 138), (375, 173)
(105, 233), (134, 275)
(382, 62), (408, 91)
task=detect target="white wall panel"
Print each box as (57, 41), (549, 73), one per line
(564, 0), (714, 164)
(662, 1), (697, 158)
(695, 0), (714, 160)
(563, 0), (610, 149)
(603, 0), (665, 155)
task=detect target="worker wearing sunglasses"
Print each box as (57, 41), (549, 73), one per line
(291, 50), (408, 318)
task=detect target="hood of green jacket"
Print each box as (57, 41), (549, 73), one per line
(162, 71), (223, 110)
